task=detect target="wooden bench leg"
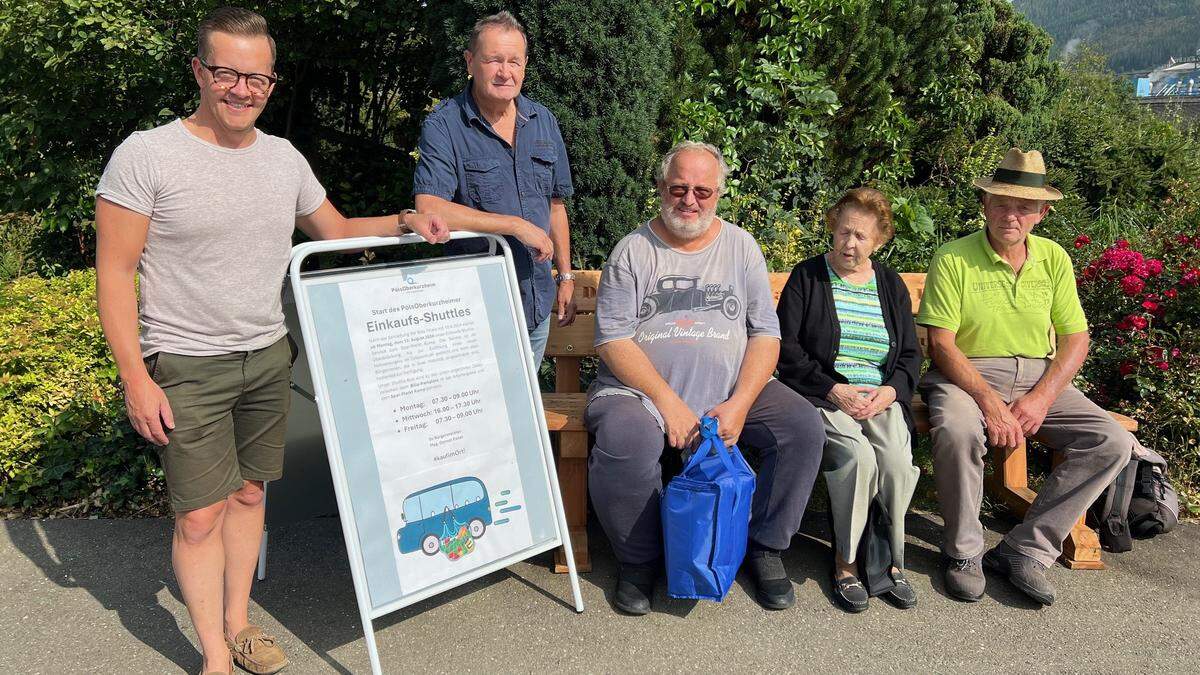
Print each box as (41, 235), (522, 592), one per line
(553, 430), (591, 573)
(985, 441), (1104, 570)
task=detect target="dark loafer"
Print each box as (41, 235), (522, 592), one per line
(832, 573), (869, 613)
(613, 564), (656, 615)
(882, 569), (918, 609)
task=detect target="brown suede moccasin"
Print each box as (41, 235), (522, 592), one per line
(227, 626), (289, 674)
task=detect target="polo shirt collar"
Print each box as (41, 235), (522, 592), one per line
(461, 85), (536, 128)
(978, 229), (1042, 268)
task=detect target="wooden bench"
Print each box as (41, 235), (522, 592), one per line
(543, 270), (1137, 572)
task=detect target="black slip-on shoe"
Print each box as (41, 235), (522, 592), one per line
(882, 569), (918, 609)
(613, 564), (656, 615)
(747, 548), (795, 610)
(832, 573), (869, 613)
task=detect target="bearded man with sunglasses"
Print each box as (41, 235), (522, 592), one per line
(585, 141), (825, 615)
(94, 7), (447, 674)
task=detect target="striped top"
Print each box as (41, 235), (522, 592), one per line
(827, 259), (889, 386)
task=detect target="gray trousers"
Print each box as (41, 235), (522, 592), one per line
(819, 403), (918, 568)
(585, 380), (825, 565)
(920, 358), (1133, 567)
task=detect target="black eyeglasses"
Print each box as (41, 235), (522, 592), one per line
(667, 184), (716, 200)
(197, 58), (279, 95)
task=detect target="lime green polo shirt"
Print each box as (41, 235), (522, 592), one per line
(917, 230), (1088, 358)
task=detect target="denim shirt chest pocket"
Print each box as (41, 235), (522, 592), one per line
(529, 144), (557, 196)
(463, 156), (504, 208)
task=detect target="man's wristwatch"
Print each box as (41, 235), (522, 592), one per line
(397, 209), (417, 234)
(555, 272), (576, 284)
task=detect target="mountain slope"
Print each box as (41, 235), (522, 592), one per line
(1013, 0), (1200, 72)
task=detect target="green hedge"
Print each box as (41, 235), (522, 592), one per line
(0, 270), (165, 515)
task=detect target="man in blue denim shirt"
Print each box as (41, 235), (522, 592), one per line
(414, 10), (577, 363)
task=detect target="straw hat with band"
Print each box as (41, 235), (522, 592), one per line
(972, 147), (1064, 201)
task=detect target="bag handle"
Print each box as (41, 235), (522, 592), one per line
(681, 416), (738, 475)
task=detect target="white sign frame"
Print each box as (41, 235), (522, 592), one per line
(288, 232), (583, 674)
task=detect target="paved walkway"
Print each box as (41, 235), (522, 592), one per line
(3, 512), (1197, 673)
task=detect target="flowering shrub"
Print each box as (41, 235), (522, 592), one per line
(1074, 229), (1200, 509)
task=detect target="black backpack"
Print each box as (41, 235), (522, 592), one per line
(1089, 449), (1178, 553)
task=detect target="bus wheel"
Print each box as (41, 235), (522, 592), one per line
(469, 518), (486, 538)
(421, 534), (440, 555)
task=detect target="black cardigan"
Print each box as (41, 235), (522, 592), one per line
(776, 254), (922, 434)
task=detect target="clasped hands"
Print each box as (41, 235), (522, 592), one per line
(826, 383), (896, 420)
(981, 391), (1051, 450)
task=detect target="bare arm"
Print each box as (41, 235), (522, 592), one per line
(548, 198), (576, 326)
(927, 325), (1023, 449)
(597, 338), (697, 449)
(295, 199), (448, 243)
(95, 197), (173, 445)
(707, 336), (780, 444)
(1010, 331), (1089, 435)
(414, 193), (552, 262)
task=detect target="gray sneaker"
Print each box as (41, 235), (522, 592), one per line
(983, 540), (1056, 606)
(943, 553), (985, 602)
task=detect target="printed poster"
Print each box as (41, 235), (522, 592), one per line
(338, 266), (534, 592)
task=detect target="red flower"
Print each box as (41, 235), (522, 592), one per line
(1172, 347), (1183, 358)
(1121, 275), (1146, 296)
(1131, 315), (1149, 330)
(1156, 361), (1170, 371)
(1119, 361), (1136, 376)
(1074, 234), (1091, 249)
(1116, 239), (1130, 250)
(1147, 259), (1164, 276)
(1142, 300), (1160, 313)
(1165, 288), (1179, 299)
(1147, 346), (1165, 363)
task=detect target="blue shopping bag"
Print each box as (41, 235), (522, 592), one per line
(661, 416), (756, 601)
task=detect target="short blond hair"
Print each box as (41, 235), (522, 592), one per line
(825, 187), (895, 244)
(197, 6), (276, 64)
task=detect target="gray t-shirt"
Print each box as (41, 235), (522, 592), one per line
(96, 119), (326, 356)
(589, 220), (781, 427)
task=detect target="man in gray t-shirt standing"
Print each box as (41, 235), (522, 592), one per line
(586, 142), (824, 615)
(94, 8), (447, 674)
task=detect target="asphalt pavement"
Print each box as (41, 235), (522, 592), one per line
(2, 512), (1196, 674)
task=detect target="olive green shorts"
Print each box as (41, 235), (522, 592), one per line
(146, 336), (293, 512)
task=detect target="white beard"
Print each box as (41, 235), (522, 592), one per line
(660, 204), (717, 240)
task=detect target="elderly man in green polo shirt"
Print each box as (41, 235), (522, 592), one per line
(917, 148), (1134, 607)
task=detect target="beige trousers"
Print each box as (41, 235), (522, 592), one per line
(819, 402), (918, 568)
(921, 358), (1135, 567)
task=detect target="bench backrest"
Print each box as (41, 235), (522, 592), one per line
(548, 270), (929, 393)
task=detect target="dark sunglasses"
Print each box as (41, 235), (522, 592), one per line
(667, 184), (716, 200)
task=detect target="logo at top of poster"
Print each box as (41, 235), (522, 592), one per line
(396, 476), (522, 562)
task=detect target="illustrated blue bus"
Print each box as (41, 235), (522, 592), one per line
(397, 476), (492, 556)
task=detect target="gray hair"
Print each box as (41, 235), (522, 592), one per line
(468, 10), (527, 52)
(656, 141), (731, 194)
